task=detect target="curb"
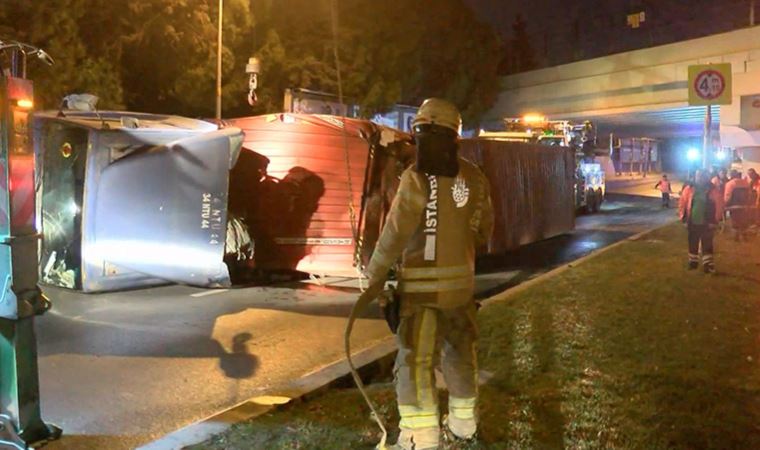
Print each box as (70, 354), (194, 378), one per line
(137, 337), (397, 450)
(480, 218), (677, 308)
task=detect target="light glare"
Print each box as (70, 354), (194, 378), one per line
(522, 114), (545, 124)
(16, 99), (33, 109)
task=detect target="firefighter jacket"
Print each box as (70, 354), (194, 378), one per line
(366, 157), (494, 309)
(679, 184), (724, 224)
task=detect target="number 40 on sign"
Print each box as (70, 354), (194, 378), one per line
(688, 63), (732, 106)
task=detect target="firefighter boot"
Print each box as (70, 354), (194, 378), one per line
(443, 415), (477, 441)
(688, 253), (699, 270)
(443, 396), (477, 440)
(386, 427), (440, 450)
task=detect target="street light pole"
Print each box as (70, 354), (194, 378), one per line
(215, 0), (223, 120)
(703, 105), (712, 170)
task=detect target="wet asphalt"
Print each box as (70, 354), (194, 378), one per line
(474, 193), (678, 297)
(37, 193), (676, 450)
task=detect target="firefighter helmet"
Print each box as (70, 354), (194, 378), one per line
(412, 98), (462, 135)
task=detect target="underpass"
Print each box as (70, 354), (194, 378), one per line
(484, 24), (760, 171)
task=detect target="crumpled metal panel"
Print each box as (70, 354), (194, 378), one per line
(458, 139), (576, 254)
(85, 127), (243, 290)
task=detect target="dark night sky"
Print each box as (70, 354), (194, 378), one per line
(464, 0), (756, 68)
(464, 0), (562, 38)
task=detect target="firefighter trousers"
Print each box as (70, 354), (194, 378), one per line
(394, 301), (478, 433)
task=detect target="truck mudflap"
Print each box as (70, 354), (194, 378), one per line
(86, 128), (243, 288)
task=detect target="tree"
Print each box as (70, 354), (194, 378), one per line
(0, 0), (124, 110)
(111, 0), (254, 117)
(2, 0), (502, 126)
(244, 0), (502, 126)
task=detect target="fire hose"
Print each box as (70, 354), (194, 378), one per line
(344, 284), (399, 450)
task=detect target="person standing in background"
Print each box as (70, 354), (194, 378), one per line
(711, 168), (729, 194)
(679, 170), (724, 273)
(655, 174), (673, 208)
(747, 168), (760, 226)
(724, 170), (752, 241)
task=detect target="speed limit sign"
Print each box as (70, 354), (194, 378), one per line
(688, 63), (732, 105)
(694, 70), (725, 100)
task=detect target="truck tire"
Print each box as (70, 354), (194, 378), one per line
(594, 188), (604, 212)
(585, 189), (596, 214)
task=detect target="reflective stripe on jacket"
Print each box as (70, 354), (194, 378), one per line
(366, 157), (494, 309)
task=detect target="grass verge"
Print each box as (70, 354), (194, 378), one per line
(190, 223), (760, 449)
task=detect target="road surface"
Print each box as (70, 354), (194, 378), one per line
(39, 193), (675, 450)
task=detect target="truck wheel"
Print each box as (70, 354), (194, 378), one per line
(585, 190), (596, 214)
(594, 188), (604, 212)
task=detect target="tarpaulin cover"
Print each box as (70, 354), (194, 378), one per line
(458, 139), (576, 254)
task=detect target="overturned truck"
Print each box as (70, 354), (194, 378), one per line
(33, 111), (575, 292)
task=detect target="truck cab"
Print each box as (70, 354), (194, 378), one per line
(33, 110), (243, 292)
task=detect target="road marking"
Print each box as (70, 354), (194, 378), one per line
(190, 289), (230, 298)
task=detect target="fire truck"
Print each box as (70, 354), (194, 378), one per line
(478, 114), (562, 143)
(479, 115), (606, 213)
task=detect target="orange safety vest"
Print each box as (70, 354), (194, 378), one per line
(656, 180), (672, 193)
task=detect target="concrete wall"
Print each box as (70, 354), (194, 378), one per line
(487, 25), (760, 122)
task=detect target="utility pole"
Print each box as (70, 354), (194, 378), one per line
(751, 0), (756, 27)
(703, 105), (712, 170)
(215, 0), (223, 120)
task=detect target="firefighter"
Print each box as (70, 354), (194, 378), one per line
(364, 98), (494, 449)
